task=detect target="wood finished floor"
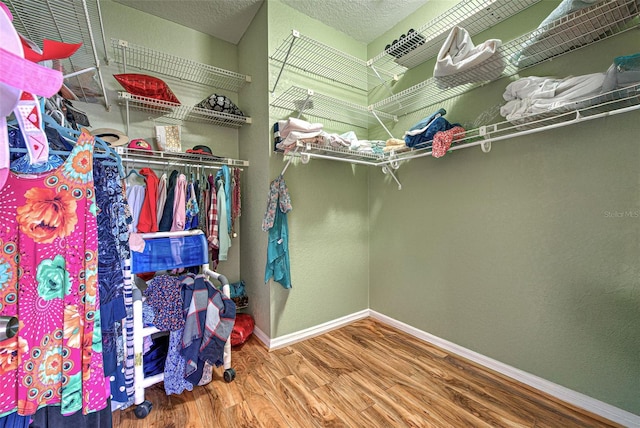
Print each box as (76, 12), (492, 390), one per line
(113, 318), (621, 428)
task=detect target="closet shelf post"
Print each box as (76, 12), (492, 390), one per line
(369, 108), (397, 140)
(271, 29), (300, 93)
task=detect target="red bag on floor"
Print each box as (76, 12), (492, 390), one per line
(231, 314), (254, 346)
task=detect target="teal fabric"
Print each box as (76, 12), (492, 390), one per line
(264, 175), (292, 289)
(215, 165), (232, 234)
(265, 203), (291, 289)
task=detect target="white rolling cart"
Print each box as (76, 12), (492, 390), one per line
(128, 229), (235, 419)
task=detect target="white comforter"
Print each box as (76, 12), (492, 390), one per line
(499, 73), (605, 121)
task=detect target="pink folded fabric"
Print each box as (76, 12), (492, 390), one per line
(432, 126), (465, 158)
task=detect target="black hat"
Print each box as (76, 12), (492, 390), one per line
(186, 145), (222, 159)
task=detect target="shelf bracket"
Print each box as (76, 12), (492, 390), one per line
(479, 125), (495, 153)
(79, 0), (110, 111)
(381, 165), (402, 190)
(295, 89), (314, 118)
(271, 30), (300, 94)
(369, 108), (397, 140)
(368, 63), (396, 98)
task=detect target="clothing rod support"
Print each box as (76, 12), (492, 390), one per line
(63, 66), (97, 79)
(369, 109), (395, 140)
(120, 157), (243, 171)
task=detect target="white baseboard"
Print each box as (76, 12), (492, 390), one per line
(369, 310), (640, 428)
(252, 325), (270, 348)
(258, 309), (369, 350)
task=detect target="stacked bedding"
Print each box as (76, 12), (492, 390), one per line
(500, 52), (640, 128)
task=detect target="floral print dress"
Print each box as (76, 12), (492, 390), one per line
(0, 129), (107, 417)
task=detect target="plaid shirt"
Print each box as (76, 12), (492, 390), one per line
(181, 274), (235, 382)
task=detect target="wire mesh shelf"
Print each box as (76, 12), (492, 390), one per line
(115, 147), (249, 168)
(506, 0), (639, 69)
(5, 0), (109, 107)
(385, 82), (640, 164)
(270, 86), (396, 131)
(501, 82), (640, 131)
(274, 81), (640, 174)
(369, 0), (542, 72)
(373, 0), (640, 117)
(118, 92), (251, 128)
(282, 142), (387, 166)
(270, 30), (399, 93)
(111, 39), (251, 92)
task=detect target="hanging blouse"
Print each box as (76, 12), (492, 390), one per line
(184, 181), (199, 231)
(156, 172), (167, 229)
(231, 167), (241, 233)
(93, 158), (127, 404)
(170, 173), (187, 232)
(125, 184), (145, 233)
(158, 170), (179, 232)
(137, 168), (159, 233)
(0, 129), (108, 416)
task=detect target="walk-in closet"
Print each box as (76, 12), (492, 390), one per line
(1, 0), (638, 427)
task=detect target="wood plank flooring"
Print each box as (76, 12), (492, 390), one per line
(113, 318), (622, 428)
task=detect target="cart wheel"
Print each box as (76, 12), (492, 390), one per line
(134, 400), (153, 419)
(223, 368), (236, 383)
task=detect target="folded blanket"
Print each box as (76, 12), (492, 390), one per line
(384, 138), (406, 153)
(500, 73), (606, 121)
(279, 117), (323, 139)
(434, 26), (505, 89)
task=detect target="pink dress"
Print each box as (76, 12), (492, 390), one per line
(0, 129), (107, 416)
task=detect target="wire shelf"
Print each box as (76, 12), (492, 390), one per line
(111, 39), (251, 92)
(5, 0), (109, 107)
(506, 0), (639, 69)
(278, 82), (640, 171)
(373, 0), (640, 117)
(287, 141), (385, 165)
(118, 92), (251, 128)
(369, 0), (542, 72)
(115, 147), (249, 168)
(386, 82), (640, 164)
(501, 82), (640, 131)
(270, 86), (396, 131)
(270, 30), (399, 92)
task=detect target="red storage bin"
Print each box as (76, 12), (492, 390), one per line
(231, 314), (254, 346)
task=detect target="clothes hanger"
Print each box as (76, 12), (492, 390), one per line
(41, 112), (125, 177)
(124, 167), (146, 182)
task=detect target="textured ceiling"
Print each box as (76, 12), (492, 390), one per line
(113, 0), (265, 45)
(279, 0), (432, 43)
(113, 0), (432, 45)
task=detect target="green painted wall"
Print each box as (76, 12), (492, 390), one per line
(368, 1), (640, 415)
(238, 1), (272, 336)
(265, 0), (370, 338)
